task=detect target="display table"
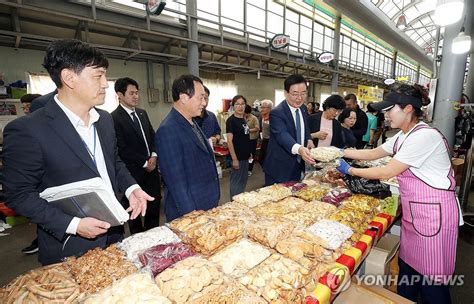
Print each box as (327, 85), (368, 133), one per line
(1, 180), (400, 303)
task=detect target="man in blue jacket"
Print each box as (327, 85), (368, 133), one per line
(263, 74), (316, 185)
(155, 75), (220, 222)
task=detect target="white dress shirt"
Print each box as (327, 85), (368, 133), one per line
(287, 102), (306, 155)
(54, 96), (139, 235)
(120, 104), (157, 168)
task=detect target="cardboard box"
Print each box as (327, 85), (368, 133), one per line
(452, 158), (464, 185)
(364, 234), (400, 278)
(334, 282), (414, 304)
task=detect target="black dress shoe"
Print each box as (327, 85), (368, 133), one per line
(21, 238), (38, 254)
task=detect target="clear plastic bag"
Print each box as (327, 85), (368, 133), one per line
(138, 243), (196, 277)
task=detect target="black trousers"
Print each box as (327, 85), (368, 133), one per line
(121, 168), (161, 235)
(248, 139), (258, 172)
(260, 138), (269, 168)
(397, 258), (451, 304)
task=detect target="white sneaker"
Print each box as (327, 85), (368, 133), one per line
(248, 171), (252, 177)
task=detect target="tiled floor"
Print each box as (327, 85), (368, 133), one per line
(1, 163), (473, 302)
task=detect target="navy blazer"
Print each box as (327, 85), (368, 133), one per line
(155, 108), (220, 222)
(263, 101), (311, 183)
(2, 97), (136, 265)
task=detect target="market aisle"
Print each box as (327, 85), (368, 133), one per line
(1, 163), (473, 303)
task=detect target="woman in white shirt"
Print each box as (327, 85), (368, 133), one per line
(336, 84), (460, 303)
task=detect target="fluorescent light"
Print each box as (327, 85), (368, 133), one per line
(452, 32), (472, 54)
(433, 0), (464, 26)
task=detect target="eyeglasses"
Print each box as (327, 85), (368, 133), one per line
(234, 103), (246, 107)
(330, 108), (343, 115)
(289, 92), (307, 98)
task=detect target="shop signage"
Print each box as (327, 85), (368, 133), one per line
(396, 76), (409, 81)
(270, 34), (290, 49)
(318, 52), (334, 63)
(384, 78), (395, 85)
(357, 85), (384, 102)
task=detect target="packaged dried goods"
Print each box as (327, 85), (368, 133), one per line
(206, 201), (257, 221)
(155, 256), (226, 304)
(276, 231), (325, 270)
(66, 245), (137, 294)
(295, 184), (331, 201)
(84, 272), (170, 304)
(232, 191), (272, 208)
(353, 156), (392, 168)
(329, 207), (371, 241)
(118, 226), (180, 265)
(138, 242), (196, 277)
(252, 197), (306, 218)
(169, 211), (244, 255)
(247, 218), (296, 248)
(210, 239), (271, 278)
(188, 282), (266, 304)
(321, 168), (346, 187)
(0, 263), (81, 304)
(257, 184), (293, 201)
(321, 187), (352, 207)
(281, 181), (308, 193)
(310, 147), (344, 162)
(306, 220), (353, 250)
(239, 253), (309, 303)
(281, 200), (337, 227)
(341, 194), (382, 213)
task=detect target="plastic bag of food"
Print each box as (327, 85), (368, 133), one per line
(281, 181), (308, 193)
(210, 239), (271, 278)
(321, 187), (351, 207)
(343, 175), (390, 198)
(83, 272), (171, 304)
(310, 147), (344, 162)
(155, 256), (226, 303)
(138, 243), (196, 277)
(247, 218), (296, 248)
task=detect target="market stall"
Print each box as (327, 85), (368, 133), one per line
(0, 153), (401, 304)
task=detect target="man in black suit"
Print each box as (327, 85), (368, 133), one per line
(111, 77), (161, 234)
(2, 39), (154, 265)
(344, 94), (368, 149)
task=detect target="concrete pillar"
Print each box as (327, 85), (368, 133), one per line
(391, 49), (398, 79)
(186, 0), (199, 76)
(432, 2), (471, 147)
(331, 13), (342, 93)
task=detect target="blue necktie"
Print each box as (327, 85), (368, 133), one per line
(295, 109), (302, 163)
(295, 108), (301, 144)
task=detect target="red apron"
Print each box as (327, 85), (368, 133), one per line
(394, 125), (459, 282)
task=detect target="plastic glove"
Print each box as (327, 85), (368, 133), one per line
(336, 159), (352, 175)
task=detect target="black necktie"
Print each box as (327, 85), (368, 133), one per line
(131, 111), (142, 133)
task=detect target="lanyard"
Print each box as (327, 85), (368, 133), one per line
(81, 123), (97, 167)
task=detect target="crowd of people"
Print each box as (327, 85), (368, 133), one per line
(3, 38), (460, 303)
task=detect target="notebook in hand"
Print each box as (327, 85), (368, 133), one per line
(49, 192), (123, 226)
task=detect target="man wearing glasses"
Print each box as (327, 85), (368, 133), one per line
(263, 74), (316, 185)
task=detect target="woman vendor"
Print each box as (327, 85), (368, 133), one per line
(336, 84), (462, 303)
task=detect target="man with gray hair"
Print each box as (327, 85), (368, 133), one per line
(259, 99), (273, 168)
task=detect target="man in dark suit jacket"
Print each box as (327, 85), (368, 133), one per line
(2, 39), (153, 265)
(155, 75), (220, 222)
(344, 94), (368, 149)
(263, 74), (316, 185)
(112, 77), (161, 234)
